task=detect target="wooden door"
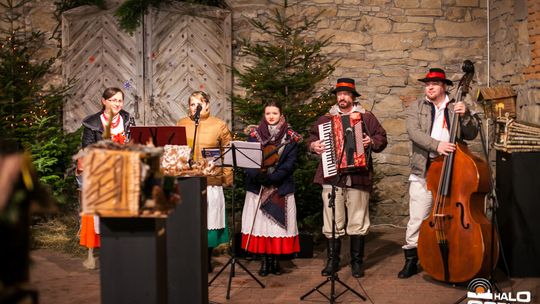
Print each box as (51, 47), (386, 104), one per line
(62, 3), (231, 132)
(62, 5), (143, 132)
(145, 3), (232, 126)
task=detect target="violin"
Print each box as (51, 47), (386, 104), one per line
(259, 129), (302, 171)
(261, 141), (289, 170)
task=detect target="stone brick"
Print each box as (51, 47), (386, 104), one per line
(393, 22), (431, 32)
(375, 176), (409, 198)
(384, 141), (411, 156)
(365, 50), (408, 61)
(387, 8), (406, 16)
(366, 0), (392, 5)
(350, 44), (368, 52)
(471, 8), (487, 20)
(405, 8), (443, 16)
(410, 49), (440, 61)
(446, 7), (467, 20)
(316, 29), (371, 45)
(368, 76), (408, 87)
(359, 15), (392, 33)
(381, 118), (407, 136)
(320, 7), (338, 17)
(28, 4), (56, 32)
(518, 21), (529, 44)
(377, 86), (392, 94)
(456, 0), (479, 7)
(372, 32), (425, 50)
(337, 8), (361, 17)
(442, 48), (484, 59)
(420, 0), (442, 8)
(317, 18), (330, 29)
(340, 20), (357, 31)
(434, 20), (486, 37)
(380, 67), (409, 77)
(338, 59), (375, 68)
(395, 0), (420, 8)
(428, 39), (465, 48)
(406, 16), (434, 23)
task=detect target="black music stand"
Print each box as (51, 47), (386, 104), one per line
(129, 126), (187, 146)
(208, 141), (266, 299)
(300, 130), (367, 303)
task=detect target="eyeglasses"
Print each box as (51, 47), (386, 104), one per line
(107, 98), (124, 104)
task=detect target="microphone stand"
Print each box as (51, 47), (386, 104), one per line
(300, 128), (366, 303)
(189, 106), (202, 168)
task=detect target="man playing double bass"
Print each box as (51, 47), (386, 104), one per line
(398, 68), (479, 279)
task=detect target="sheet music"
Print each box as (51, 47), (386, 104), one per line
(202, 148), (222, 166)
(223, 141), (262, 169)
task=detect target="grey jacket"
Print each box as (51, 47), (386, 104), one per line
(406, 97), (478, 178)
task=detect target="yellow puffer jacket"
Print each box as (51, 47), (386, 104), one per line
(177, 113), (232, 186)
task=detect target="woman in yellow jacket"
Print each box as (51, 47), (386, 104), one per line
(177, 91), (232, 273)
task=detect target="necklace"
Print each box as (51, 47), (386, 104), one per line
(101, 113), (121, 129)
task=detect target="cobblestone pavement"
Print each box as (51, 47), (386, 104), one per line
(30, 226), (540, 304)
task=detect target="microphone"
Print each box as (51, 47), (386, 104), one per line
(345, 127), (354, 135)
(194, 104), (202, 123)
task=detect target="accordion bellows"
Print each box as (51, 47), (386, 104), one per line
(82, 149), (142, 217)
(319, 113), (367, 178)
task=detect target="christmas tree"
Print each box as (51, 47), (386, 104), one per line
(233, 1), (336, 230)
(0, 0), (80, 204)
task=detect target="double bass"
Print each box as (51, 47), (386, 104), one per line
(417, 60), (499, 283)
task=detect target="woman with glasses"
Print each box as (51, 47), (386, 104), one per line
(78, 87), (135, 268)
(81, 87), (134, 147)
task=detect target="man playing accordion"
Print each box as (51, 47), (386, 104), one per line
(308, 78), (387, 278)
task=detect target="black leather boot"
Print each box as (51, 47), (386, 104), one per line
(398, 248), (418, 279)
(208, 247), (214, 273)
(321, 238), (341, 276)
(350, 235), (365, 278)
(270, 255), (282, 275)
(258, 254), (270, 277)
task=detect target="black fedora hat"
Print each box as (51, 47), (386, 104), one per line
(332, 78), (360, 97)
(418, 68), (453, 86)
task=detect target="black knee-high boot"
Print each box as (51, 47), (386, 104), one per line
(350, 235), (365, 278)
(321, 238), (341, 276)
(270, 255), (282, 275)
(398, 248), (418, 279)
(259, 254), (270, 276)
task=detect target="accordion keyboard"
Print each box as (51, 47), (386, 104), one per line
(319, 122), (338, 178)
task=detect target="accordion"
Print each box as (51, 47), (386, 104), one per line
(318, 113), (367, 178)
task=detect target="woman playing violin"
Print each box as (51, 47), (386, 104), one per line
(241, 101), (301, 277)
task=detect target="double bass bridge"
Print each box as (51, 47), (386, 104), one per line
(428, 213), (453, 227)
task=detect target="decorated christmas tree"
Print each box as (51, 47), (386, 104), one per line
(0, 0), (80, 204)
(233, 1), (336, 231)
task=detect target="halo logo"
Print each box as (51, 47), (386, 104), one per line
(467, 278), (532, 304)
(468, 278), (493, 300)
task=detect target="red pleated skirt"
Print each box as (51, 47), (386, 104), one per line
(241, 234), (300, 255)
(79, 215), (100, 248)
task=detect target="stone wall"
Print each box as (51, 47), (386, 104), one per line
(489, 0), (539, 124)
(228, 0), (490, 224)
(8, 0), (537, 225)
